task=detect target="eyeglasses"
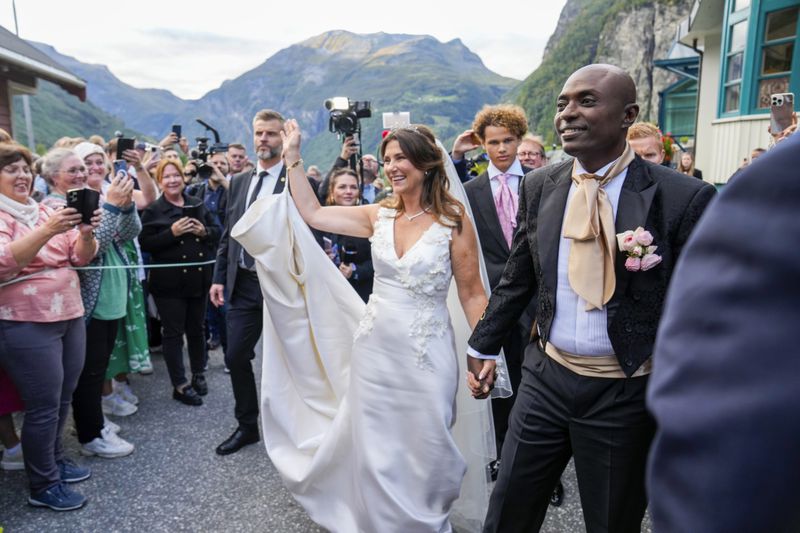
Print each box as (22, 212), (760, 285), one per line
(60, 166), (87, 176)
(518, 151), (545, 158)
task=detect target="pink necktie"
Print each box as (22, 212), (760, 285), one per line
(494, 173), (518, 247)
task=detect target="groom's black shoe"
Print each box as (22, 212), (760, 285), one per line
(549, 479), (564, 507)
(216, 428), (260, 456)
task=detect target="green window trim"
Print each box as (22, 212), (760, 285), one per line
(718, 0), (800, 118)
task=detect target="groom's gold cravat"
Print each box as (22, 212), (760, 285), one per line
(562, 144), (635, 311)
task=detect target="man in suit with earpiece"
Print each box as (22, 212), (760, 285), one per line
(210, 109), (290, 456)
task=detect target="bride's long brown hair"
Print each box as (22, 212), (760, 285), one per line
(379, 125), (463, 232)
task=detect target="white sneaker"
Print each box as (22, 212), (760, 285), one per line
(1, 445), (24, 471)
(113, 380), (139, 405)
(101, 393), (138, 417)
(138, 358), (154, 375)
(103, 415), (121, 435)
(80, 428), (134, 458)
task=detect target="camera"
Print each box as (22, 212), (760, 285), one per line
(190, 118), (228, 180)
(324, 97), (372, 136)
(465, 152), (489, 178)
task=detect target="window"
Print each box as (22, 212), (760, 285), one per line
(718, 0), (800, 117)
(723, 20), (749, 112)
(755, 7), (798, 109)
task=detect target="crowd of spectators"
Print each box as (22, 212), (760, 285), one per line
(0, 100), (795, 513)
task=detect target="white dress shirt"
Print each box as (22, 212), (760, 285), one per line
(467, 155), (629, 359)
(548, 158), (627, 356)
(245, 159), (284, 206)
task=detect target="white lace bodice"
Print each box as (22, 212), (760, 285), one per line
(354, 207), (454, 370)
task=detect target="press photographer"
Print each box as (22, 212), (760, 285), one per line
(318, 97), (377, 202)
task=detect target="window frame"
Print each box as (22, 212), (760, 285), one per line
(718, 0), (800, 117)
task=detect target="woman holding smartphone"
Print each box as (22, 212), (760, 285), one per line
(139, 159), (220, 406)
(0, 143), (99, 511)
(68, 142), (141, 458)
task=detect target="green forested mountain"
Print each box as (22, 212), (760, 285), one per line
(510, 0), (692, 143)
(24, 32), (517, 166)
(11, 81), (137, 153)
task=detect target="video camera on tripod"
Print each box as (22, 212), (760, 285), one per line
(190, 118), (228, 180)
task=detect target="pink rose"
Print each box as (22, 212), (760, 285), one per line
(633, 245), (644, 257)
(617, 230), (637, 252)
(641, 253), (662, 271)
(634, 227), (654, 246)
(625, 256), (641, 271)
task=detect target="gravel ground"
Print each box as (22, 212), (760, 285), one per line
(0, 345), (651, 532)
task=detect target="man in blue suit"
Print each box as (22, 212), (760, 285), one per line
(647, 132), (800, 532)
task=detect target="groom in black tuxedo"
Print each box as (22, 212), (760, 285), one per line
(468, 64), (715, 532)
(210, 109), (289, 455)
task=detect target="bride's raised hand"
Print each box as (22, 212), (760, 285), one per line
(281, 119), (302, 161)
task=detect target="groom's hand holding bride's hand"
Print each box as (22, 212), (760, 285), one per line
(466, 356), (496, 400)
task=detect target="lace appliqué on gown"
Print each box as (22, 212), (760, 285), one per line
(367, 207), (453, 371)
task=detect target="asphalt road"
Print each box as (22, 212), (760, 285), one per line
(0, 345), (651, 532)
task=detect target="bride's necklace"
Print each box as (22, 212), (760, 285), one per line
(404, 209), (428, 222)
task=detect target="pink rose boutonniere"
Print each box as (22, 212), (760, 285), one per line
(616, 227), (662, 272)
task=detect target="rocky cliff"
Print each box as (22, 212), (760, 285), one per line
(513, 0), (693, 142)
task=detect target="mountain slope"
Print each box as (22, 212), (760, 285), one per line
(509, 0), (692, 143)
(175, 31), (518, 165)
(28, 31), (517, 167)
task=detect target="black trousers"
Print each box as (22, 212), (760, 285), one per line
(484, 344), (655, 533)
(224, 269), (263, 433)
(72, 318), (119, 444)
(490, 324), (525, 458)
(154, 295), (207, 388)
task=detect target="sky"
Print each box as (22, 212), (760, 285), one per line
(0, 0), (567, 100)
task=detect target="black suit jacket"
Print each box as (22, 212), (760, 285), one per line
(468, 155), (716, 376)
(213, 166), (287, 295)
(464, 167), (536, 331)
(140, 193), (221, 298)
(647, 134), (800, 532)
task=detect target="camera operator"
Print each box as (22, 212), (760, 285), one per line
(318, 136), (381, 204)
(185, 150), (229, 230)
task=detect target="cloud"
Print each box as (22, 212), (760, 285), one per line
(466, 34), (551, 80)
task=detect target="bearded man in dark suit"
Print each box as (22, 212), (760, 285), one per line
(467, 64), (716, 533)
(210, 109), (290, 456)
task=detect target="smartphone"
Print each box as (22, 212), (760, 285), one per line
(182, 204), (202, 220)
(770, 93), (794, 133)
(113, 159), (128, 177)
(66, 188), (101, 225)
(116, 137), (135, 160)
(172, 124), (182, 139)
(382, 112), (411, 130)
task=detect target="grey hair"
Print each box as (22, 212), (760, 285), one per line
(41, 148), (78, 186)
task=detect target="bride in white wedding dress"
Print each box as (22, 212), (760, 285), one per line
(232, 120), (507, 532)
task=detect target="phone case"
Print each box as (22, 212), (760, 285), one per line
(66, 188), (100, 225)
(116, 138), (135, 160)
(770, 93), (794, 133)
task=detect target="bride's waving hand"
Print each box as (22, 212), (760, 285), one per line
(281, 119), (378, 237)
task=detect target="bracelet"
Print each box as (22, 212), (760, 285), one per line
(286, 158), (304, 172)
